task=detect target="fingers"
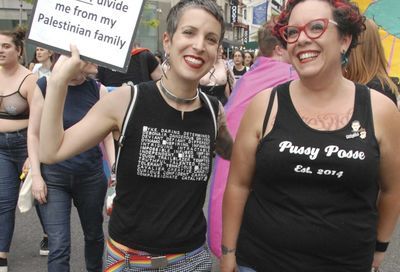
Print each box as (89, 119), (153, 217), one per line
(32, 184), (48, 205)
(69, 44), (79, 56)
(33, 190), (47, 205)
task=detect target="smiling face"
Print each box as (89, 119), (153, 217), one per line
(0, 34), (20, 66)
(286, 0), (351, 79)
(163, 7), (221, 83)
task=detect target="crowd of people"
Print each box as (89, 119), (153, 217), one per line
(0, 0), (399, 272)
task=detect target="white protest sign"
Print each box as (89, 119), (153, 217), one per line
(27, 0), (144, 72)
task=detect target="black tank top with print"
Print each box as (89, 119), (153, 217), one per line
(109, 81), (219, 254)
(237, 82), (380, 272)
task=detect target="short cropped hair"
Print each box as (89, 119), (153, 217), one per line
(166, 0), (225, 44)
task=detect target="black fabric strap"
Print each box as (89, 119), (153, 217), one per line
(261, 88), (277, 135)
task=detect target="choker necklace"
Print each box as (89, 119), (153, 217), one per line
(159, 80), (199, 104)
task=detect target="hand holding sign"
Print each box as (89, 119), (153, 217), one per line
(51, 44), (91, 84)
(27, 0), (145, 72)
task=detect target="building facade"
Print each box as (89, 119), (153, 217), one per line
(0, 0), (33, 30)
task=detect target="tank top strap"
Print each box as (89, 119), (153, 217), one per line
(17, 73), (34, 94)
(352, 83), (370, 122)
(273, 81), (295, 127)
(352, 83), (376, 139)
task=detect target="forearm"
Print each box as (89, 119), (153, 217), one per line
(39, 76), (68, 163)
(27, 134), (41, 176)
(376, 190), (400, 242)
(222, 182), (251, 251)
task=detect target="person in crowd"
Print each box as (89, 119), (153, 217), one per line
(208, 19), (298, 257)
(232, 50), (248, 80)
(28, 58), (115, 271)
(97, 42), (162, 87)
(345, 18), (398, 106)
(39, 0), (233, 271)
(221, 0), (400, 271)
(30, 45), (56, 258)
(27, 53), (38, 71)
(0, 27), (37, 272)
(243, 51), (254, 68)
(199, 45), (235, 105)
(31, 47), (54, 78)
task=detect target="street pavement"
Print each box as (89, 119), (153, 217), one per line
(8, 204), (400, 272)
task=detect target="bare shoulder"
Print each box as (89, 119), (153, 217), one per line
(245, 87), (276, 121)
(97, 85), (132, 132)
(21, 70), (38, 90)
(370, 88), (400, 141)
(241, 87), (277, 139)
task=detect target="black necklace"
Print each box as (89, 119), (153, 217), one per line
(159, 80), (199, 104)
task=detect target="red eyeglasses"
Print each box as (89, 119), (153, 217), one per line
(279, 18), (338, 44)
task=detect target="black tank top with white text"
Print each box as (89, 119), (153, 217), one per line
(237, 82), (380, 272)
(109, 81), (218, 254)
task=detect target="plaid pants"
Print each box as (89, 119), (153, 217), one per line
(104, 239), (212, 272)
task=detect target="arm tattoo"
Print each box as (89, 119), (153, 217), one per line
(215, 125), (233, 160)
(215, 103), (233, 160)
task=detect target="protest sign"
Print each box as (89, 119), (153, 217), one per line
(27, 0), (144, 72)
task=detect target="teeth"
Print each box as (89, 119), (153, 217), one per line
(299, 52), (318, 60)
(185, 56), (202, 65)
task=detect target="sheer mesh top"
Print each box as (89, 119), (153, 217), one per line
(0, 74), (32, 120)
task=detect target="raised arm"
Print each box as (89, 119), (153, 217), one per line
(99, 84), (116, 169)
(39, 45), (128, 164)
(220, 89), (275, 272)
(370, 90), (400, 269)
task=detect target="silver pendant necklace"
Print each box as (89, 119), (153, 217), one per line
(159, 80), (199, 104)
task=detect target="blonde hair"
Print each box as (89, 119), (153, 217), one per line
(346, 19), (398, 96)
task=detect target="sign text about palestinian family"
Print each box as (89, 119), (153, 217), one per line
(37, 1), (128, 49)
(28, 0), (144, 71)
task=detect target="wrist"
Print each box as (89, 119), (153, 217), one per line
(221, 245), (236, 255)
(375, 240), (389, 252)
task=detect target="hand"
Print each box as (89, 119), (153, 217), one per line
(371, 251), (385, 272)
(22, 157), (30, 174)
(32, 174), (47, 205)
(220, 254), (238, 272)
(51, 44), (91, 84)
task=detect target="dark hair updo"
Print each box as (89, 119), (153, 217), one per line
(0, 26), (26, 57)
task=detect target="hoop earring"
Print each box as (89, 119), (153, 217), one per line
(341, 50), (349, 67)
(161, 53), (170, 79)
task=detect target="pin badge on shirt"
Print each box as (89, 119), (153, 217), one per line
(345, 120), (367, 140)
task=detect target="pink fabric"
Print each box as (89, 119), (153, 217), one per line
(208, 57), (298, 257)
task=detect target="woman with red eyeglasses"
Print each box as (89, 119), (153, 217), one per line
(221, 0), (400, 271)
